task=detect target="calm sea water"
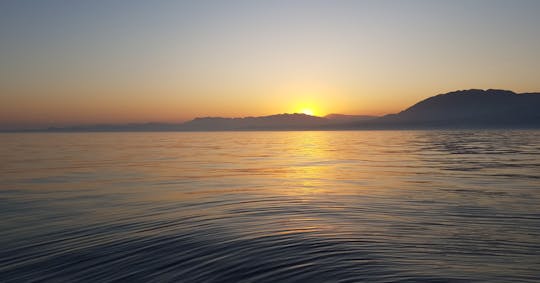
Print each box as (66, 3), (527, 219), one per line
(1, 131), (539, 282)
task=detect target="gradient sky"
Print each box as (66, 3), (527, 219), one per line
(1, 0), (540, 129)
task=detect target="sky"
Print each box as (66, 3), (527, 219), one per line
(1, 0), (540, 129)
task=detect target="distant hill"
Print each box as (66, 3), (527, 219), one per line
(371, 89), (540, 128)
(180, 90), (540, 130)
(9, 89), (540, 132)
(179, 113), (331, 131)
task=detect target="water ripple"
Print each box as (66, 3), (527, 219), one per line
(1, 130), (539, 282)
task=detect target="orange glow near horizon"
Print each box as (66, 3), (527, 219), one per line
(1, 1), (540, 130)
(300, 108), (315, 116)
(293, 102), (321, 117)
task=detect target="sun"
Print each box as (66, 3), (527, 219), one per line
(292, 102), (322, 116)
(300, 108), (315, 116)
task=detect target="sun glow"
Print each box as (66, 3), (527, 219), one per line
(300, 108), (315, 116)
(294, 104), (321, 116)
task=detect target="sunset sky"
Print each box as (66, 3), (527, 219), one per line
(1, 0), (539, 129)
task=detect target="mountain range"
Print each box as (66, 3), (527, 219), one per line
(373, 89), (540, 128)
(26, 89), (540, 132)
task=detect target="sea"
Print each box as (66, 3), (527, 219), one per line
(1, 131), (539, 282)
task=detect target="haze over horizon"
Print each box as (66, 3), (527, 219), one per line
(1, 0), (540, 130)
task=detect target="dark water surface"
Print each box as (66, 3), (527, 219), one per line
(1, 131), (540, 282)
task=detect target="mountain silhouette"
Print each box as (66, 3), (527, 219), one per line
(180, 113), (331, 131)
(370, 89), (540, 128)
(10, 89), (540, 132)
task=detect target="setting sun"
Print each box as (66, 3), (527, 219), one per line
(300, 108), (315, 116)
(293, 103), (322, 117)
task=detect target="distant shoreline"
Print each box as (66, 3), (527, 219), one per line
(3, 126), (540, 133)
(3, 89), (539, 132)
